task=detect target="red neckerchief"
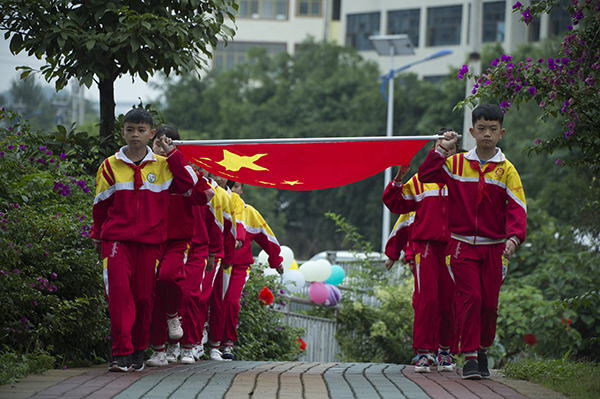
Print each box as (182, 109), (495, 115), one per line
(469, 160), (496, 206)
(126, 161), (148, 191)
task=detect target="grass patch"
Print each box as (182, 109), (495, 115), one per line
(503, 353), (600, 399)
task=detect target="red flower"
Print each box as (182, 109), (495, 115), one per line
(258, 286), (274, 305)
(296, 338), (307, 351)
(523, 334), (537, 346)
(560, 317), (573, 325)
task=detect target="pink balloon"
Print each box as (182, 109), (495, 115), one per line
(309, 282), (329, 304)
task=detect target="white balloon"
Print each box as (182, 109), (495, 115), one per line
(282, 269), (305, 293)
(257, 250), (268, 266)
(298, 260), (321, 282)
(280, 245), (295, 270)
(313, 258), (332, 282)
(262, 267), (280, 277)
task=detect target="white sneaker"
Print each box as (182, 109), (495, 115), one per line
(192, 344), (204, 361)
(166, 343), (180, 363)
(146, 351), (168, 367)
(167, 316), (184, 340)
(201, 326), (209, 345)
(210, 348), (224, 361)
(221, 346), (234, 361)
(181, 348), (195, 364)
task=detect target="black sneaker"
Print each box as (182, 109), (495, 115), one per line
(109, 355), (132, 372)
(478, 352), (490, 379)
(131, 350), (145, 372)
(461, 359), (481, 380)
(221, 346), (235, 360)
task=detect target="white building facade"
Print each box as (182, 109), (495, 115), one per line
(213, 0), (572, 78)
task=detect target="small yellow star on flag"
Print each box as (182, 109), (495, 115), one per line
(282, 180), (303, 186)
(216, 150), (269, 172)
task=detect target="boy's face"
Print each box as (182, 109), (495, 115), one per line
(209, 174), (228, 189)
(152, 135), (167, 156)
(469, 117), (505, 150)
(122, 122), (155, 151)
(231, 182), (243, 195)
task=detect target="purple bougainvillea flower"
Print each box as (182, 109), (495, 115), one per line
(512, 1), (522, 9)
(535, 139), (541, 144)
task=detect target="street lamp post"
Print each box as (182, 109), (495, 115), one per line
(369, 34), (452, 252)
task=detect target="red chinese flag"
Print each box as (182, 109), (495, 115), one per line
(177, 138), (430, 191)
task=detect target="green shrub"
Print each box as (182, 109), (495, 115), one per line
(235, 265), (304, 361)
(0, 109), (111, 370)
(0, 346), (56, 386)
(497, 284), (581, 360)
(335, 279), (414, 364)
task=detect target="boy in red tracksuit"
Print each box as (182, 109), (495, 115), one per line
(217, 181), (284, 360)
(90, 109), (197, 372)
(418, 104), (527, 380)
(206, 175), (238, 361)
(382, 131), (458, 374)
(146, 126), (214, 367)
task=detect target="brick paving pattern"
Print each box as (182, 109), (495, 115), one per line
(1, 361), (566, 399)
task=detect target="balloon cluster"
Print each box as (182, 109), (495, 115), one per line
(258, 247), (345, 307)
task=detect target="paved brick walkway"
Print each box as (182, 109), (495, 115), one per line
(0, 361), (568, 399)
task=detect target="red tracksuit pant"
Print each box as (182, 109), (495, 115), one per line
(149, 239), (187, 348)
(208, 263), (231, 345)
(412, 241), (456, 352)
(447, 239), (505, 353)
(102, 240), (160, 356)
(178, 243), (213, 346)
(222, 264), (251, 344)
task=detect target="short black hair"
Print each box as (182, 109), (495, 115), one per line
(155, 124), (180, 141)
(123, 108), (154, 129)
(472, 104), (504, 127)
(226, 180), (236, 189)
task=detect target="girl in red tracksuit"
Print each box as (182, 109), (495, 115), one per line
(382, 131), (458, 374)
(146, 126), (214, 367)
(216, 181), (284, 360)
(91, 109), (197, 372)
(418, 104), (527, 380)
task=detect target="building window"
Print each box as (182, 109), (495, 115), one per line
(549, 0), (571, 36)
(482, 1), (505, 42)
(297, 0), (321, 17)
(213, 42), (287, 70)
(238, 0), (288, 20)
(332, 0), (341, 21)
(346, 12), (381, 51)
(387, 9), (420, 47)
(426, 5), (462, 46)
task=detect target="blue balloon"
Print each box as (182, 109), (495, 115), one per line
(325, 265), (345, 286)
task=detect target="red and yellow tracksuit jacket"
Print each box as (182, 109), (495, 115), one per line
(90, 147), (197, 244)
(207, 179), (236, 265)
(418, 147), (527, 246)
(232, 203), (283, 268)
(385, 211), (415, 262)
(382, 174), (451, 244)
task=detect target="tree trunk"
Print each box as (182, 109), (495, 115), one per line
(98, 77), (116, 139)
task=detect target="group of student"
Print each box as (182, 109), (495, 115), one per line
(90, 108), (284, 372)
(383, 104), (527, 380)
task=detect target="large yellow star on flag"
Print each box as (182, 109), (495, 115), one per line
(216, 150), (269, 172)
